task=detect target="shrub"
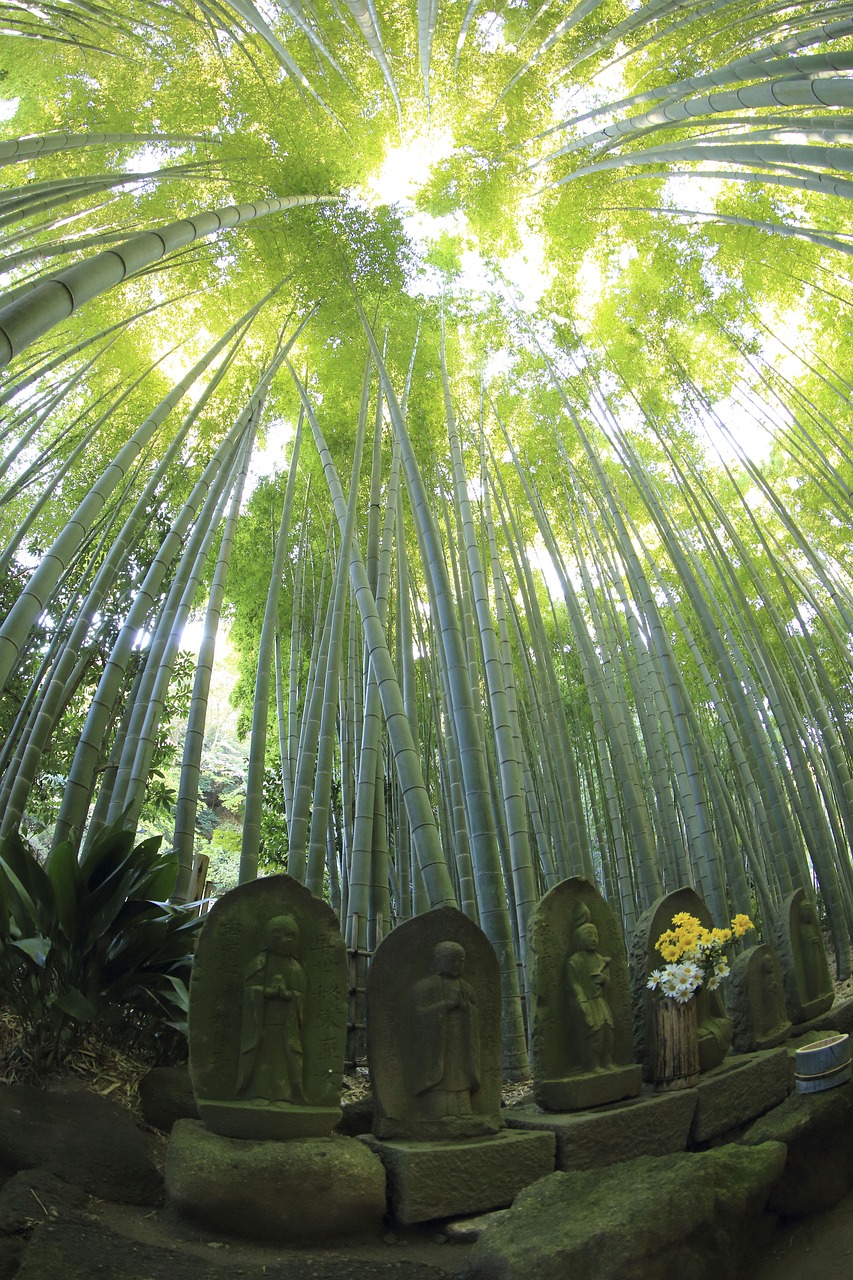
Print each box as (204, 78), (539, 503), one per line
(0, 822), (201, 1070)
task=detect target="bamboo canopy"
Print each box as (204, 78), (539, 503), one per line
(3, 0), (853, 1072)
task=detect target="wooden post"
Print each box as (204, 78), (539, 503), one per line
(653, 997), (700, 1090)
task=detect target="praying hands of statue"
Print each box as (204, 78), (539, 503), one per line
(268, 980), (296, 999)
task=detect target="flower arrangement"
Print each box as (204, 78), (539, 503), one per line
(647, 912), (754, 1003)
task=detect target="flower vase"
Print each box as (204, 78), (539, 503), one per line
(652, 996), (700, 1091)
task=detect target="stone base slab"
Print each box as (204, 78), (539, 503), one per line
(505, 1087), (696, 1171)
(166, 1120), (386, 1242)
(789, 996), (853, 1042)
(691, 1048), (790, 1143)
(360, 1129), (555, 1225)
(197, 1099), (340, 1140)
(534, 1064), (642, 1112)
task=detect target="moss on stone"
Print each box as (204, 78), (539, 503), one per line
(469, 1142), (787, 1280)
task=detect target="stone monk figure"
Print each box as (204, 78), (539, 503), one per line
(237, 913), (307, 1103)
(411, 941), (480, 1120)
(566, 903), (615, 1072)
(796, 899), (832, 1005)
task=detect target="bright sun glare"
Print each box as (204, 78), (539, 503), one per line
(361, 129), (456, 208)
(362, 129), (551, 311)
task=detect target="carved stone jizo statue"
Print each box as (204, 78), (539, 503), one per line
(188, 875), (347, 1140)
(566, 904), (615, 1073)
(729, 943), (792, 1054)
(367, 906), (502, 1140)
(238, 914), (307, 1102)
(530, 878), (641, 1111)
(412, 941), (480, 1121)
(774, 888), (834, 1024)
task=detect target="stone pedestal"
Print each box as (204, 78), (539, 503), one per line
(691, 1048), (790, 1142)
(196, 1099), (340, 1140)
(166, 1120), (386, 1242)
(504, 1088), (697, 1171)
(741, 1077), (853, 1216)
(467, 1144), (787, 1280)
(536, 1065), (642, 1112)
(360, 1129), (555, 1224)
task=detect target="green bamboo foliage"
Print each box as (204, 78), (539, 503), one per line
(240, 414), (304, 884)
(303, 391), (366, 896)
(0, 294), (277, 696)
(7, 0), (853, 1075)
(354, 301), (530, 1075)
(0, 194), (338, 366)
(51, 399), (253, 851)
(172, 426), (257, 901)
(106, 446), (242, 835)
(0, 316), (255, 837)
(290, 362), (457, 912)
(442, 333), (538, 984)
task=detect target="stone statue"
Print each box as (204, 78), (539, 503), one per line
(729, 944), (792, 1053)
(188, 875), (347, 1140)
(566, 903), (614, 1073)
(631, 887), (733, 1080)
(411, 941), (480, 1119)
(529, 878), (641, 1110)
(237, 914), (307, 1103)
(366, 905), (503, 1140)
(796, 900), (831, 1003)
(694, 985), (735, 1069)
(774, 888), (834, 1024)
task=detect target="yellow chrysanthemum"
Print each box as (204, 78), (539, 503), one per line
(731, 914), (754, 938)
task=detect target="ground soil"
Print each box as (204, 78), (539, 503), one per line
(8, 1191), (476, 1280)
(752, 1186), (853, 1280)
(11, 1174), (853, 1280)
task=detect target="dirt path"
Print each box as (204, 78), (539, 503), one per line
(753, 1187), (853, 1280)
(8, 1165), (853, 1278)
(18, 1176), (853, 1280)
(7, 1195), (475, 1280)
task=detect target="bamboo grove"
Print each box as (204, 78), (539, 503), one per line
(3, 0), (853, 1073)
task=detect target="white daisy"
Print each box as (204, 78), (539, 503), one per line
(660, 969), (681, 997)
